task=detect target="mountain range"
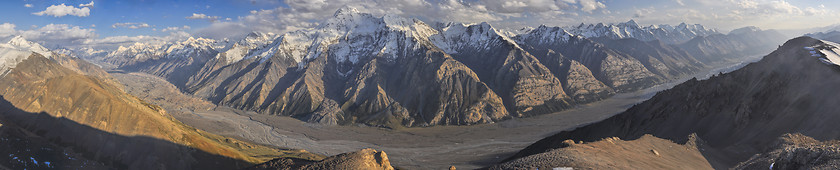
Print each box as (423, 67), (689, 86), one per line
(0, 36), (323, 169)
(97, 7), (787, 127)
(496, 36), (840, 169)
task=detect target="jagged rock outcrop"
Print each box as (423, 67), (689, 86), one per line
(735, 133), (840, 170)
(247, 148), (394, 170)
(501, 37), (840, 169)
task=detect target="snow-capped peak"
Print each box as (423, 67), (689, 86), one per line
(215, 32), (279, 64)
(430, 21), (521, 54)
(250, 8), (442, 66)
(333, 6), (361, 17)
(514, 25), (575, 44)
(0, 36), (54, 76)
(164, 37), (218, 58)
(619, 19), (640, 28)
(501, 26), (535, 38)
(564, 20), (718, 44)
(6, 35), (52, 58)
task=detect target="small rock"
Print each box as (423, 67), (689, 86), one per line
(650, 149), (660, 156)
(449, 165), (456, 170)
(562, 140), (576, 146)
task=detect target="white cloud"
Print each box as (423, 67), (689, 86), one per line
(9, 24), (99, 48)
(634, 7), (655, 18)
(24, 4), (33, 8)
(195, 22), (250, 40)
(80, 1), (94, 8)
(805, 5), (831, 16)
(0, 23), (17, 37)
(161, 26), (191, 32)
(578, 0), (606, 13)
(32, 3), (91, 17)
(186, 13), (221, 22)
(111, 22), (151, 29)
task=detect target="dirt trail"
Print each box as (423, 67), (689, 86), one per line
(110, 57), (760, 169)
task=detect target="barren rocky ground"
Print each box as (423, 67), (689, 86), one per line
(109, 56), (759, 169)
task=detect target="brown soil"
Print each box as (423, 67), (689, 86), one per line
(246, 148), (394, 170)
(490, 134), (712, 170)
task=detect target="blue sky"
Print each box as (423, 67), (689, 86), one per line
(1, 0), (839, 49)
(8, 0), (285, 37)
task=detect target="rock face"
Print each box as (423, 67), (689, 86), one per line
(515, 25), (661, 93)
(735, 133), (840, 170)
(430, 22), (571, 116)
(0, 37), (315, 169)
(247, 148), (394, 170)
(502, 37), (840, 169)
(592, 37), (705, 79)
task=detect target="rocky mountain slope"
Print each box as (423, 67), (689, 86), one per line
(500, 36), (840, 169)
(735, 133), (840, 169)
(0, 37), (322, 169)
(99, 8), (786, 127)
(490, 134), (712, 170)
(182, 8), (510, 127)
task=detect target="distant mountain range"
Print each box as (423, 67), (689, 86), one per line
(564, 19), (719, 44)
(95, 7), (787, 127)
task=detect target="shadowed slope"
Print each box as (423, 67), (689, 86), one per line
(503, 37), (840, 168)
(0, 54), (322, 169)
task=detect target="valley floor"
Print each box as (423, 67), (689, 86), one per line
(108, 55), (760, 169)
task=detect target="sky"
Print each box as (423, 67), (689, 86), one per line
(1, 0), (839, 50)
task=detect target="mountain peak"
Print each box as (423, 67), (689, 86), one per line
(729, 26), (762, 35)
(8, 35), (27, 45)
(334, 6), (361, 17)
(5, 35), (52, 58)
(623, 19), (639, 28)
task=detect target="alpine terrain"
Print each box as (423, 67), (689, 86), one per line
(496, 36), (840, 169)
(98, 7), (786, 128)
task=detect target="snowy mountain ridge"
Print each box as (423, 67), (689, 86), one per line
(429, 21), (523, 54)
(107, 37), (222, 62)
(0, 36), (54, 76)
(564, 20), (719, 44)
